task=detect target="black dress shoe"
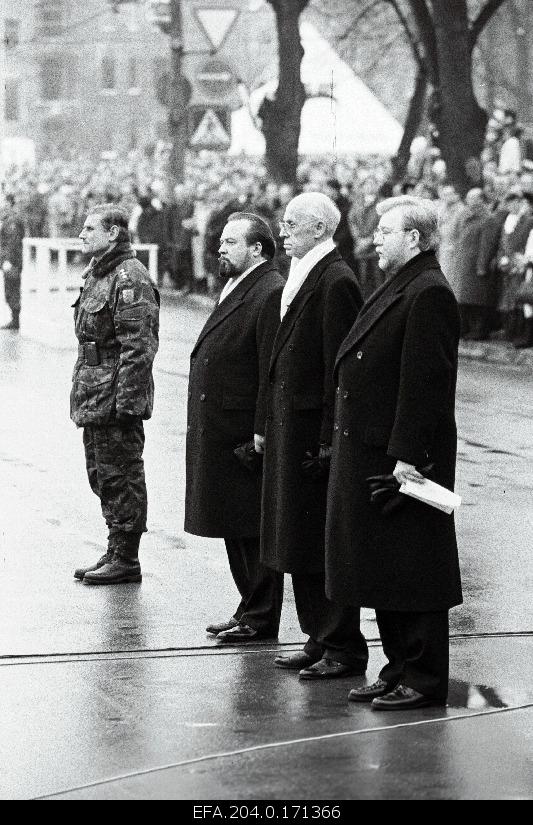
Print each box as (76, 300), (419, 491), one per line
(299, 657), (363, 680)
(205, 617), (239, 635)
(348, 678), (391, 702)
(274, 651), (321, 670)
(371, 684), (447, 711)
(217, 623), (262, 642)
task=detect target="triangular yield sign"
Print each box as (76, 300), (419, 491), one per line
(195, 8), (239, 51)
(190, 109), (230, 147)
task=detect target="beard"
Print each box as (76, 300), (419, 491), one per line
(217, 257), (240, 282)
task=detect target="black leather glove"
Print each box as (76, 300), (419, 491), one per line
(367, 463), (435, 516)
(234, 441), (263, 474)
(301, 444), (332, 480)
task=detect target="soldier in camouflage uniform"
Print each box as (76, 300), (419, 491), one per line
(0, 194), (25, 331)
(72, 205), (160, 584)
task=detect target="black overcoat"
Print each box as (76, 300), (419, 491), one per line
(260, 250), (363, 574)
(184, 261), (284, 538)
(325, 252), (463, 612)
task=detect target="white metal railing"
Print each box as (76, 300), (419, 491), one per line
(18, 238), (159, 348)
(22, 237), (159, 291)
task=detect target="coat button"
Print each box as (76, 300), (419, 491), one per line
(356, 351), (363, 360)
(204, 357), (209, 365)
(336, 387), (340, 395)
(334, 423), (339, 431)
(343, 429), (349, 437)
(281, 381), (286, 390)
(343, 391), (350, 400)
(200, 393), (206, 402)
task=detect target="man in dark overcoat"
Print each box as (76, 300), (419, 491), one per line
(325, 195), (462, 710)
(453, 188), (491, 340)
(185, 214), (285, 641)
(260, 192), (369, 679)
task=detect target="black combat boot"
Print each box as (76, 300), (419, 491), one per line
(73, 531), (120, 580)
(83, 532), (142, 585)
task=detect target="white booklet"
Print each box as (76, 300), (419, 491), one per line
(399, 478), (462, 514)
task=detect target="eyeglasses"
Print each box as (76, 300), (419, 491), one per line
(278, 219), (317, 234)
(373, 227), (414, 240)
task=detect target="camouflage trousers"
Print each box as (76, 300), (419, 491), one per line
(83, 421), (147, 534)
(3, 268), (21, 315)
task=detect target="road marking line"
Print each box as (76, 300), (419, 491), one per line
(36, 703), (533, 800)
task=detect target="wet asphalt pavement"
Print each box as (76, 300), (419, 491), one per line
(0, 298), (532, 799)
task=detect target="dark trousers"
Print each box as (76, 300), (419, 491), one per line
(83, 422), (147, 535)
(225, 537), (284, 636)
(376, 609), (449, 700)
(292, 572), (368, 669)
(4, 269), (21, 316)
(459, 303), (490, 340)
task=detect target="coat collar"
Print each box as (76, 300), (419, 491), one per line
(83, 242), (136, 280)
(336, 251), (441, 365)
(269, 248), (342, 370)
(192, 260), (277, 353)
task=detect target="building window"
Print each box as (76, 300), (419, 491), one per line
(35, 0), (63, 37)
(128, 56), (137, 89)
(102, 54), (116, 91)
(5, 78), (20, 121)
(40, 56), (63, 100)
(153, 57), (170, 106)
(4, 19), (20, 50)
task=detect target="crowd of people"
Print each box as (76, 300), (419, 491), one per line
(2, 104), (533, 346)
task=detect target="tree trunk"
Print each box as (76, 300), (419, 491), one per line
(430, 0), (487, 195)
(391, 70), (429, 182)
(260, 0), (308, 184)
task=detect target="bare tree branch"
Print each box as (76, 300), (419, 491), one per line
(336, 0), (384, 42)
(406, 0), (439, 85)
(385, 0), (427, 75)
(469, 0), (508, 51)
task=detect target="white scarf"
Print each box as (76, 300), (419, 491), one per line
(280, 238), (336, 320)
(218, 260), (262, 304)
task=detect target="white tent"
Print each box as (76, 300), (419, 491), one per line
(230, 21), (403, 156)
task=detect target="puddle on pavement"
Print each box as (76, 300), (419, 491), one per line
(447, 679), (509, 710)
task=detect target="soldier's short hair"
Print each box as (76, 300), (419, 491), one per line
(88, 204), (131, 244)
(376, 196), (439, 252)
(227, 212), (276, 260)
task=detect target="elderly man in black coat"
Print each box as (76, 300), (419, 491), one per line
(261, 192), (369, 679)
(326, 195), (462, 710)
(185, 213), (285, 641)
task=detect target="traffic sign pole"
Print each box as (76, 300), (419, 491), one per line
(168, 0), (191, 186)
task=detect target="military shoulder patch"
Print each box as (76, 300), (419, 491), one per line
(121, 288), (135, 304)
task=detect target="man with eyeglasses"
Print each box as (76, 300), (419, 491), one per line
(260, 192), (369, 680)
(325, 195), (462, 710)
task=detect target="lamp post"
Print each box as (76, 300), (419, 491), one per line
(110, 0), (191, 186)
(167, 0), (192, 185)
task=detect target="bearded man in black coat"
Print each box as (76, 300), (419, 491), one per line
(326, 196), (462, 710)
(261, 192), (368, 679)
(185, 214), (284, 641)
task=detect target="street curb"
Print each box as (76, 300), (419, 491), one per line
(459, 340), (533, 371)
(160, 289), (533, 371)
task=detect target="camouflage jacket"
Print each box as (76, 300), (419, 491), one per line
(70, 243), (160, 427)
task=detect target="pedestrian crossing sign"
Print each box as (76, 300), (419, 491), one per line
(189, 108), (231, 149)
